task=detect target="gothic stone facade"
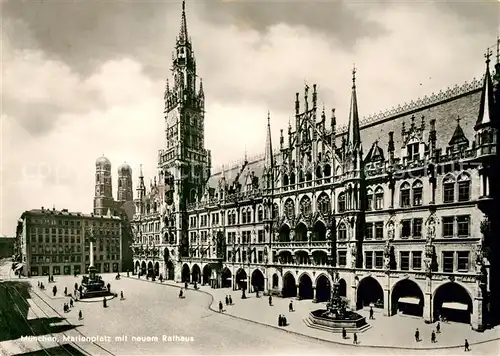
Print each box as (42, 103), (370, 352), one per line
(131, 1), (499, 332)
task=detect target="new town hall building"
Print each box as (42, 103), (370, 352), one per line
(132, 1), (499, 331)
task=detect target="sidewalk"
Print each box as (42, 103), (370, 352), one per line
(139, 277), (500, 350)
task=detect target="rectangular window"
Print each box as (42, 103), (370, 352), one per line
(413, 218), (423, 238)
(457, 216), (470, 237)
(443, 251), (454, 272)
(401, 190), (411, 208)
(413, 187), (423, 206)
(443, 183), (455, 203)
(412, 251), (422, 270)
(375, 193), (384, 210)
(375, 251), (383, 269)
(365, 251), (373, 269)
(458, 181), (470, 202)
(442, 217), (454, 237)
(366, 195), (373, 211)
(457, 251), (469, 271)
(375, 222), (384, 239)
(407, 143), (420, 161)
(338, 251), (347, 267)
(400, 251), (410, 271)
(401, 220), (411, 238)
(258, 230), (264, 243)
(365, 223), (373, 240)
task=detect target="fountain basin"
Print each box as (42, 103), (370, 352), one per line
(304, 309), (371, 333)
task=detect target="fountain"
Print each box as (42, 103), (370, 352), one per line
(79, 228), (113, 299)
(305, 273), (370, 333)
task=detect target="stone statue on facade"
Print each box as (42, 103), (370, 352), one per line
(350, 242), (357, 268)
(263, 247), (269, 264)
(387, 221), (395, 241)
(383, 240), (391, 270)
(426, 216), (436, 242)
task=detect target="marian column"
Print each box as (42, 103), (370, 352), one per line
(86, 227), (97, 281)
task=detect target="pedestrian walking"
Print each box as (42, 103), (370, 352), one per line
(282, 315), (287, 326)
(436, 321), (441, 333)
(415, 328), (420, 342)
(464, 339), (470, 352)
(342, 327), (347, 339)
(369, 307), (374, 319)
(107, 283), (111, 292)
(103, 297), (107, 308)
(353, 333), (358, 345)
(268, 295), (273, 306)
(225, 295), (229, 305)
(120, 291), (124, 300)
(70, 299), (74, 308)
(64, 287), (67, 296)
(127, 270), (130, 277)
(219, 301), (223, 312)
(278, 314), (282, 327)
(74, 283), (78, 291)
(37, 281), (40, 288)
(78, 310), (83, 320)
(179, 289), (184, 298)
(289, 301), (294, 312)
(229, 295), (233, 305)
(53, 285), (57, 297)
(431, 330), (436, 343)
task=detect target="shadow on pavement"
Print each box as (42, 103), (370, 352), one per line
(0, 281), (78, 342)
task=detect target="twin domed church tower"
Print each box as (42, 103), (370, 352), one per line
(93, 156), (134, 218)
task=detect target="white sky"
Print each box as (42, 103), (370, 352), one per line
(1, 0), (499, 236)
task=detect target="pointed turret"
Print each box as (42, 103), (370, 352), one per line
(178, 0), (188, 44)
(137, 164), (146, 198)
(264, 111), (274, 170)
(475, 49), (496, 129)
(264, 111), (274, 191)
(347, 65), (361, 150)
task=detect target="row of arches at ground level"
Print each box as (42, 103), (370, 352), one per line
(356, 277), (474, 324)
(135, 260), (175, 280)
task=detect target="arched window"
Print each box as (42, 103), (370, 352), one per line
(290, 172), (296, 185)
(300, 196), (312, 216)
(299, 170), (305, 183)
(317, 193), (331, 215)
(366, 188), (373, 211)
(375, 186), (384, 210)
(246, 208), (252, 223)
(412, 180), (423, 206)
(306, 171), (312, 181)
(324, 164), (331, 177)
(242, 208), (247, 224)
(457, 173), (471, 202)
(443, 175), (455, 203)
(283, 174), (289, 186)
(284, 199), (295, 219)
(338, 223), (347, 240)
(272, 203), (279, 219)
(257, 206), (264, 222)
(338, 192), (346, 213)
(400, 182), (411, 208)
(316, 166), (323, 179)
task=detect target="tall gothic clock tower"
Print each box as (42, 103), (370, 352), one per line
(159, 0), (211, 276)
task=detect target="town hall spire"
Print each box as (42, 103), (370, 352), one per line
(178, 0), (189, 44)
(347, 64), (361, 150)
